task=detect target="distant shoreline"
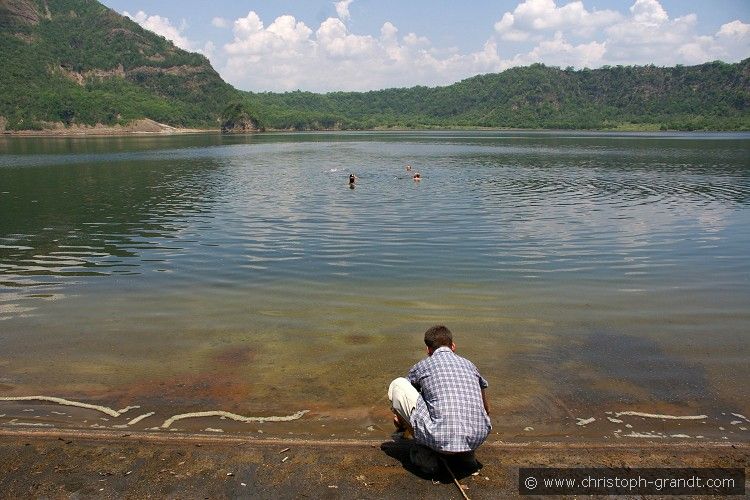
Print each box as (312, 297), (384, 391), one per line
(3, 123), (748, 137)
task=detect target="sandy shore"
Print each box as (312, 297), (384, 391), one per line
(0, 427), (746, 499)
(1, 119), (217, 137)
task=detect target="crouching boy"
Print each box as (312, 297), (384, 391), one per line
(388, 325), (491, 473)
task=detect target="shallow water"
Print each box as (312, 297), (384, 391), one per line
(0, 131), (749, 441)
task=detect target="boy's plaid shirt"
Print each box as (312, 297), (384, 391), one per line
(407, 346), (491, 452)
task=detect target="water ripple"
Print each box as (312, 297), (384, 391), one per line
(0, 132), (748, 316)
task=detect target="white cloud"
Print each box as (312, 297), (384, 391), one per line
(125, 10), (193, 51)
(503, 32), (606, 69)
(717, 20), (750, 39)
(201, 41), (216, 59)
(212, 17), (228, 28)
(404, 32), (430, 47)
(221, 11), (506, 91)
(629, 0), (668, 26)
(494, 0), (621, 40)
(217, 1), (747, 92)
(225, 12), (313, 63)
(602, 4), (737, 66)
(317, 18), (375, 58)
(267, 15), (315, 46)
(714, 20), (750, 61)
(494, 13), (532, 42)
(677, 36), (716, 64)
(123, 10), (219, 59)
(335, 0), (354, 22)
(493, 0), (749, 70)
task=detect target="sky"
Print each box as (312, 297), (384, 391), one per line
(97, 0), (750, 93)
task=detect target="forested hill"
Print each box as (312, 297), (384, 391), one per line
(0, 0), (238, 130)
(250, 60), (750, 131)
(0, 0), (748, 132)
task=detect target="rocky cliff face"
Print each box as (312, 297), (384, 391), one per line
(0, 0), (240, 129)
(220, 102), (261, 133)
(0, 0), (48, 27)
(220, 117), (260, 134)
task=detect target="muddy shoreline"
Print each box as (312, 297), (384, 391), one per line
(1, 119), (217, 137)
(1, 393), (747, 444)
(0, 427), (746, 499)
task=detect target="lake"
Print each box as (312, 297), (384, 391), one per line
(1, 131), (749, 441)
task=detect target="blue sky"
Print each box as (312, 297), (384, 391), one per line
(98, 0), (750, 92)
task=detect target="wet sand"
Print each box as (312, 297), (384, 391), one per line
(2, 393), (748, 444)
(0, 427), (746, 499)
(1, 396), (748, 497)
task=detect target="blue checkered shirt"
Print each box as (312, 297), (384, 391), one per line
(407, 347), (491, 452)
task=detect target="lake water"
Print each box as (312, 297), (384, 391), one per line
(1, 131), (749, 441)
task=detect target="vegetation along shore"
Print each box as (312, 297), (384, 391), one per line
(0, 0), (748, 134)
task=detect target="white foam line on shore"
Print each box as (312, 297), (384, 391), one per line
(607, 417), (623, 424)
(7, 421), (54, 427)
(730, 413), (749, 422)
(0, 396), (121, 418)
(118, 406), (140, 414)
(576, 417), (596, 426)
(614, 411), (707, 420)
(623, 431), (666, 438)
(160, 410), (310, 429)
(127, 412), (155, 426)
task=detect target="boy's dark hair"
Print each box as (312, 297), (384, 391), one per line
(424, 325), (453, 350)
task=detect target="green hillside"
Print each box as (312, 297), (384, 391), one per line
(0, 0), (239, 130)
(250, 60), (750, 131)
(0, 0), (748, 132)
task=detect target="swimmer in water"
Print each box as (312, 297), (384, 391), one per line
(349, 173), (357, 188)
(406, 165), (412, 172)
(413, 172), (421, 181)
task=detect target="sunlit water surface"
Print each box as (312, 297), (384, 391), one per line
(1, 131), (748, 441)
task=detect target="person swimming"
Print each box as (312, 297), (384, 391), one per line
(413, 172), (421, 181)
(349, 173), (357, 188)
(406, 165), (412, 172)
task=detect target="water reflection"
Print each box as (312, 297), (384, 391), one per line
(1, 132), (748, 308)
(0, 161), (223, 285)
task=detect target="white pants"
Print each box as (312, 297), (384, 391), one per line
(388, 377), (419, 424)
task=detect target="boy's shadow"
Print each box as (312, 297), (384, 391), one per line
(380, 440), (483, 482)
